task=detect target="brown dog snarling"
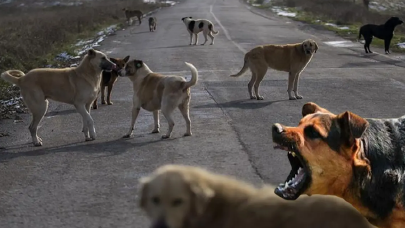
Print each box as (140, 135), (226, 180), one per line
(271, 102), (405, 228)
(92, 55), (129, 109)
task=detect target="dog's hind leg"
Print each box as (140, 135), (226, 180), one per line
(161, 99), (177, 139)
(208, 32), (215, 45)
(178, 97), (192, 136)
(248, 71), (257, 99)
(194, 33), (198, 45)
(151, 110), (160, 134)
(253, 67), (267, 100)
(189, 32), (193, 45)
(25, 95), (48, 146)
(365, 37), (373, 53)
(384, 37), (392, 54)
(201, 31), (208, 45)
(293, 72), (303, 99)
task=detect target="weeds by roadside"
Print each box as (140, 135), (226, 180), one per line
(0, 0), (161, 120)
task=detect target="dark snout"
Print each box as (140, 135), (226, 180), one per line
(152, 219), (169, 228)
(272, 123), (285, 135)
(100, 59), (116, 72)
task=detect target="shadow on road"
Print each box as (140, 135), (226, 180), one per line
(0, 137), (165, 163)
(337, 53), (405, 68)
(152, 45), (193, 49)
(194, 99), (287, 110)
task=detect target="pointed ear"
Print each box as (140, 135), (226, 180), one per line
(123, 56), (130, 63)
(87, 49), (96, 58)
(337, 111), (369, 146)
(189, 181), (214, 216)
(109, 58), (118, 64)
(138, 176), (151, 209)
(314, 41), (319, 53)
(302, 102), (332, 117)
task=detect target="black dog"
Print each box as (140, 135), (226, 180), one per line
(358, 16), (403, 54)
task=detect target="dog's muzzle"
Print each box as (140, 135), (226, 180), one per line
(118, 69), (126, 77)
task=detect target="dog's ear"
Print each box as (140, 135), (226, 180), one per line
(302, 102), (333, 117)
(337, 111), (369, 146)
(123, 56), (130, 63)
(189, 180), (215, 216)
(138, 176), (151, 209)
(314, 42), (319, 53)
(87, 49), (96, 58)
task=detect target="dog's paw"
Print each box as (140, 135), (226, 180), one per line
(184, 132), (192, 137)
(296, 95), (303, 99)
(151, 129), (160, 134)
(107, 101), (113, 105)
(92, 105), (98, 109)
(289, 96), (297, 100)
(210, 43), (214, 45)
(33, 141), (43, 147)
(101, 100), (106, 105)
(161, 135), (170, 139)
(123, 134), (132, 138)
(250, 96), (257, 100)
(85, 137), (95, 141)
(256, 96), (264, 100)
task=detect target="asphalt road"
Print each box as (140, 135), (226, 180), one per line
(1, 0), (405, 227)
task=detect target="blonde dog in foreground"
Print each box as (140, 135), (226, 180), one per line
(138, 164), (375, 228)
(231, 39), (318, 100)
(118, 60), (198, 139)
(0, 49), (116, 146)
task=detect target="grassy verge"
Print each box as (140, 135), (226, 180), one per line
(249, 0), (405, 53)
(0, 0), (161, 119)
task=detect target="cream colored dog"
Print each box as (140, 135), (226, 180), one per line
(118, 60), (198, 139)
(230, 39), (318, 100)
(139, 164), (375, 228)
(0, 49), (116, 146)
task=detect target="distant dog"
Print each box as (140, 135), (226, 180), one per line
(122, 8), (143, 25)
(139, 164), (375, 228)
(272, 102), (405, 228)
(358, 16), (403, 54)
(230, 39), (318, 100)
(181, 17), (219, 45)
(118, 60), (198, 139)
(148, 17), (157, 32)
(92, 55), (130, 109)
(0, 49), (116, 146)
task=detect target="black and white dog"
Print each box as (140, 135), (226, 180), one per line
(181, 17), (219, 45)
(358, 16), (403, 54)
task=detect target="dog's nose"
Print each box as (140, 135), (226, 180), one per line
(152, 219), (169, 228)
(272, 123), (285, 134)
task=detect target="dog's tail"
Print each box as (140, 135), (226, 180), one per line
(230, 55), (249, 77)
(209, 23), (219, 35)
(357, 27), (363, 42)
(1, 70), (25, 86)
(183, 62), (198, 90)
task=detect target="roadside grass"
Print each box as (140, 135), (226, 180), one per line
(250, 0), (405, 53)
(0, 0), (160, 115)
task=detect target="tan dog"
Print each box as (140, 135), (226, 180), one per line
(272, 102), (405, 228)
(230, 39), (318, 100)
(122, 8), (143, 25)
(118, 60), (198, 139)
(138, 164), (375, 228)
(0, 49), (116, 146)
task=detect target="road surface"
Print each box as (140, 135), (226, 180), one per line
(1, 0), (405, 227)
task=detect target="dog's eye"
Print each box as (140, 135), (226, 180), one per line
(304, 126), (322, 139)
(151, 197), (160, 205)
(172, 198), (183, 207)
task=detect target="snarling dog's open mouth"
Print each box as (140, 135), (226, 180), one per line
(272, 124), (311, 200)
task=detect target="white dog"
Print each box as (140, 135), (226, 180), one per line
(181, 17), (219, 45)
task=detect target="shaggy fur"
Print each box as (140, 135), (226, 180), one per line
(358, 17), (403, 54)
(181, 17), (219, 45)
(272, 102), (405, 228)
(139, 164), (375, 228)
(122, 8), (143, 25)
(149, 17), (157, 32)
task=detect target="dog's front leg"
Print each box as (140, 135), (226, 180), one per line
(194, 33), (198, 45)
(151, 110), (160, 133)
(76, 103), (96, 141)
(107, 84), (114, 105)
(293, 73), (303, 99)
(124, 97), (141, 138)
(287, 72), (297, 100)
(101, 85), (107, 104)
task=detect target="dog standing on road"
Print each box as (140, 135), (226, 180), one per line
(122, 8), (143, 25)
(0, 49), (116, 146)
(230, 39), (318, 100)
(138, 164), (375, 228)
(118, 60), (198, 139)
(92, 55), (130, 109)
(181, 17), (219, 45)
(148, 17), (157, 32)
(272, 102), (405, 228)
(358, 16), (403, 54)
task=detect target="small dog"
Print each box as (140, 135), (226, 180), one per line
(230, 39), (318, 100)
(122, 8), (143, 25)
(272, 102), (405, 228)
(92, 55), (130, 109)
(138, 164), (375, 228)
(181, 17), (219, 45)
(118, 60), (198, 139)
(358, 16), (403, 54)
(148, 17), (157, 32)
(0, 49), (116, 146)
